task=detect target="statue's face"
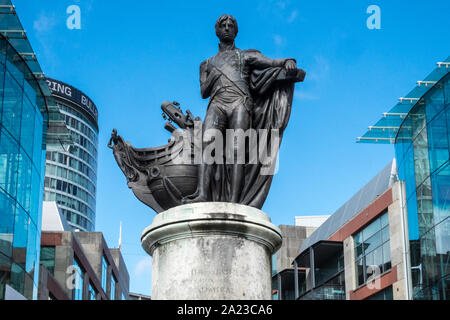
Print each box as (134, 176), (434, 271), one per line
(216, 18), (236, 42)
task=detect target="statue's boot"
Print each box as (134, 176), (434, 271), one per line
(182, 162), (210, 204)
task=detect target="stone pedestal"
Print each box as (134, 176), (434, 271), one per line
(141, 202), (282, 300)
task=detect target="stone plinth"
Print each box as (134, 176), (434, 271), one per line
(141, 202), (282, 300)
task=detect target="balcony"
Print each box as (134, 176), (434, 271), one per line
(298, 284), (345, 300)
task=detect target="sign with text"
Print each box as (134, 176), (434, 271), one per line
(46, 77), (98, 124)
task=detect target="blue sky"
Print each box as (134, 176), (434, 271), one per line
(14, 0), (450, 296)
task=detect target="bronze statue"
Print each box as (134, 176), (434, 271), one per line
(109, 14), (305, 213)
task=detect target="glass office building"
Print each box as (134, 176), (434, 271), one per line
(43, 78), (98, 231)
(358, 56), (450, 299)
(0, 1), (71, 300)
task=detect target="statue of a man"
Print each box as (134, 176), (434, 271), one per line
(184, 14), (297, 204)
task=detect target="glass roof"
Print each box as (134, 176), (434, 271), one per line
(357, 56), (450, 144)
(0, 0), (72, 150)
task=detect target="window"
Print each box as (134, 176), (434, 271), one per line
(110, 276), (116, 300)
(40, 247), (55, 275)
(73, 258), (84, 300)
(0, 188), (15, 257)
(20, 97), (35, 160)
(354, 211), (391, 287)
(16, 149), (32, 213)
(271, 254), (277, 276)
(365, 286), (394, 300)
(89, 282), (96, 300)
(1, 72), (23, 142)
(102, 255), (108, 292)
(315, 249), (344, 286)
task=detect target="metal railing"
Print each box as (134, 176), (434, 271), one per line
(298, 284), (345, 300)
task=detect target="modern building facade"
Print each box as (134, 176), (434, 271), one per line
(272, 221), (326, 300)
(39, 231), (130, 300)
(43, 78), (99, 232)
(291, 161), (407, 300)
(38, 205), (129, 300)
(0, 1), (71, 300)
(287, 57), (450, 300)
(358, 57), (450, 299)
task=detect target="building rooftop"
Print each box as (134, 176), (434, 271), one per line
(41, 201), (71, 232)
(357, 56), (450, 144)
(295, 215), (330, 228)
(298, 159), (397, 254)
(0, 0), (72, 149)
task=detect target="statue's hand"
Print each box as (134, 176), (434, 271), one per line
(284, 59), (297, 74)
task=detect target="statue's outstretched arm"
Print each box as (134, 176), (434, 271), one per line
(246, 50), (296, 70)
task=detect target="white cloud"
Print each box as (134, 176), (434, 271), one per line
(134, 256), (152, 276)
(295, 91), (318, 101)
(308, 55), (330, 82)
(276, 0), (289, 10)
(33, 12), (57, 33)
(273, 34), (285, 47)
(287, 10), (298, 23)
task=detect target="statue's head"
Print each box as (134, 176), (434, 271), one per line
(215, 14), (238, 43)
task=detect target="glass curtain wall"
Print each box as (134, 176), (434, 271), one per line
(396, 73), (450, 300)
(0, 35), (45, 300)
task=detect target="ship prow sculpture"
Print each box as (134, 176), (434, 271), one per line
(109, 14), (306, 214)
(108, 101), (201, 213)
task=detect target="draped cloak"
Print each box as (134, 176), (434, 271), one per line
(208, 66), (303, 208)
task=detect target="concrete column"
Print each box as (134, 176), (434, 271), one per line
(141, 202), (282, 300)
(53, 234), (73, 298)
(107, 265), (112, 299)
(83, 273), (89, 300)
(309, 247), (315, 289)
(388, 180), (411, 300)
(343, 236), (355, 300)
(37, 266), (49, 300)
(293, 260), (299, 299)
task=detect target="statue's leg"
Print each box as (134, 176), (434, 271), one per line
(229, 104), (250, 203)
(182, 105), (223, 203)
